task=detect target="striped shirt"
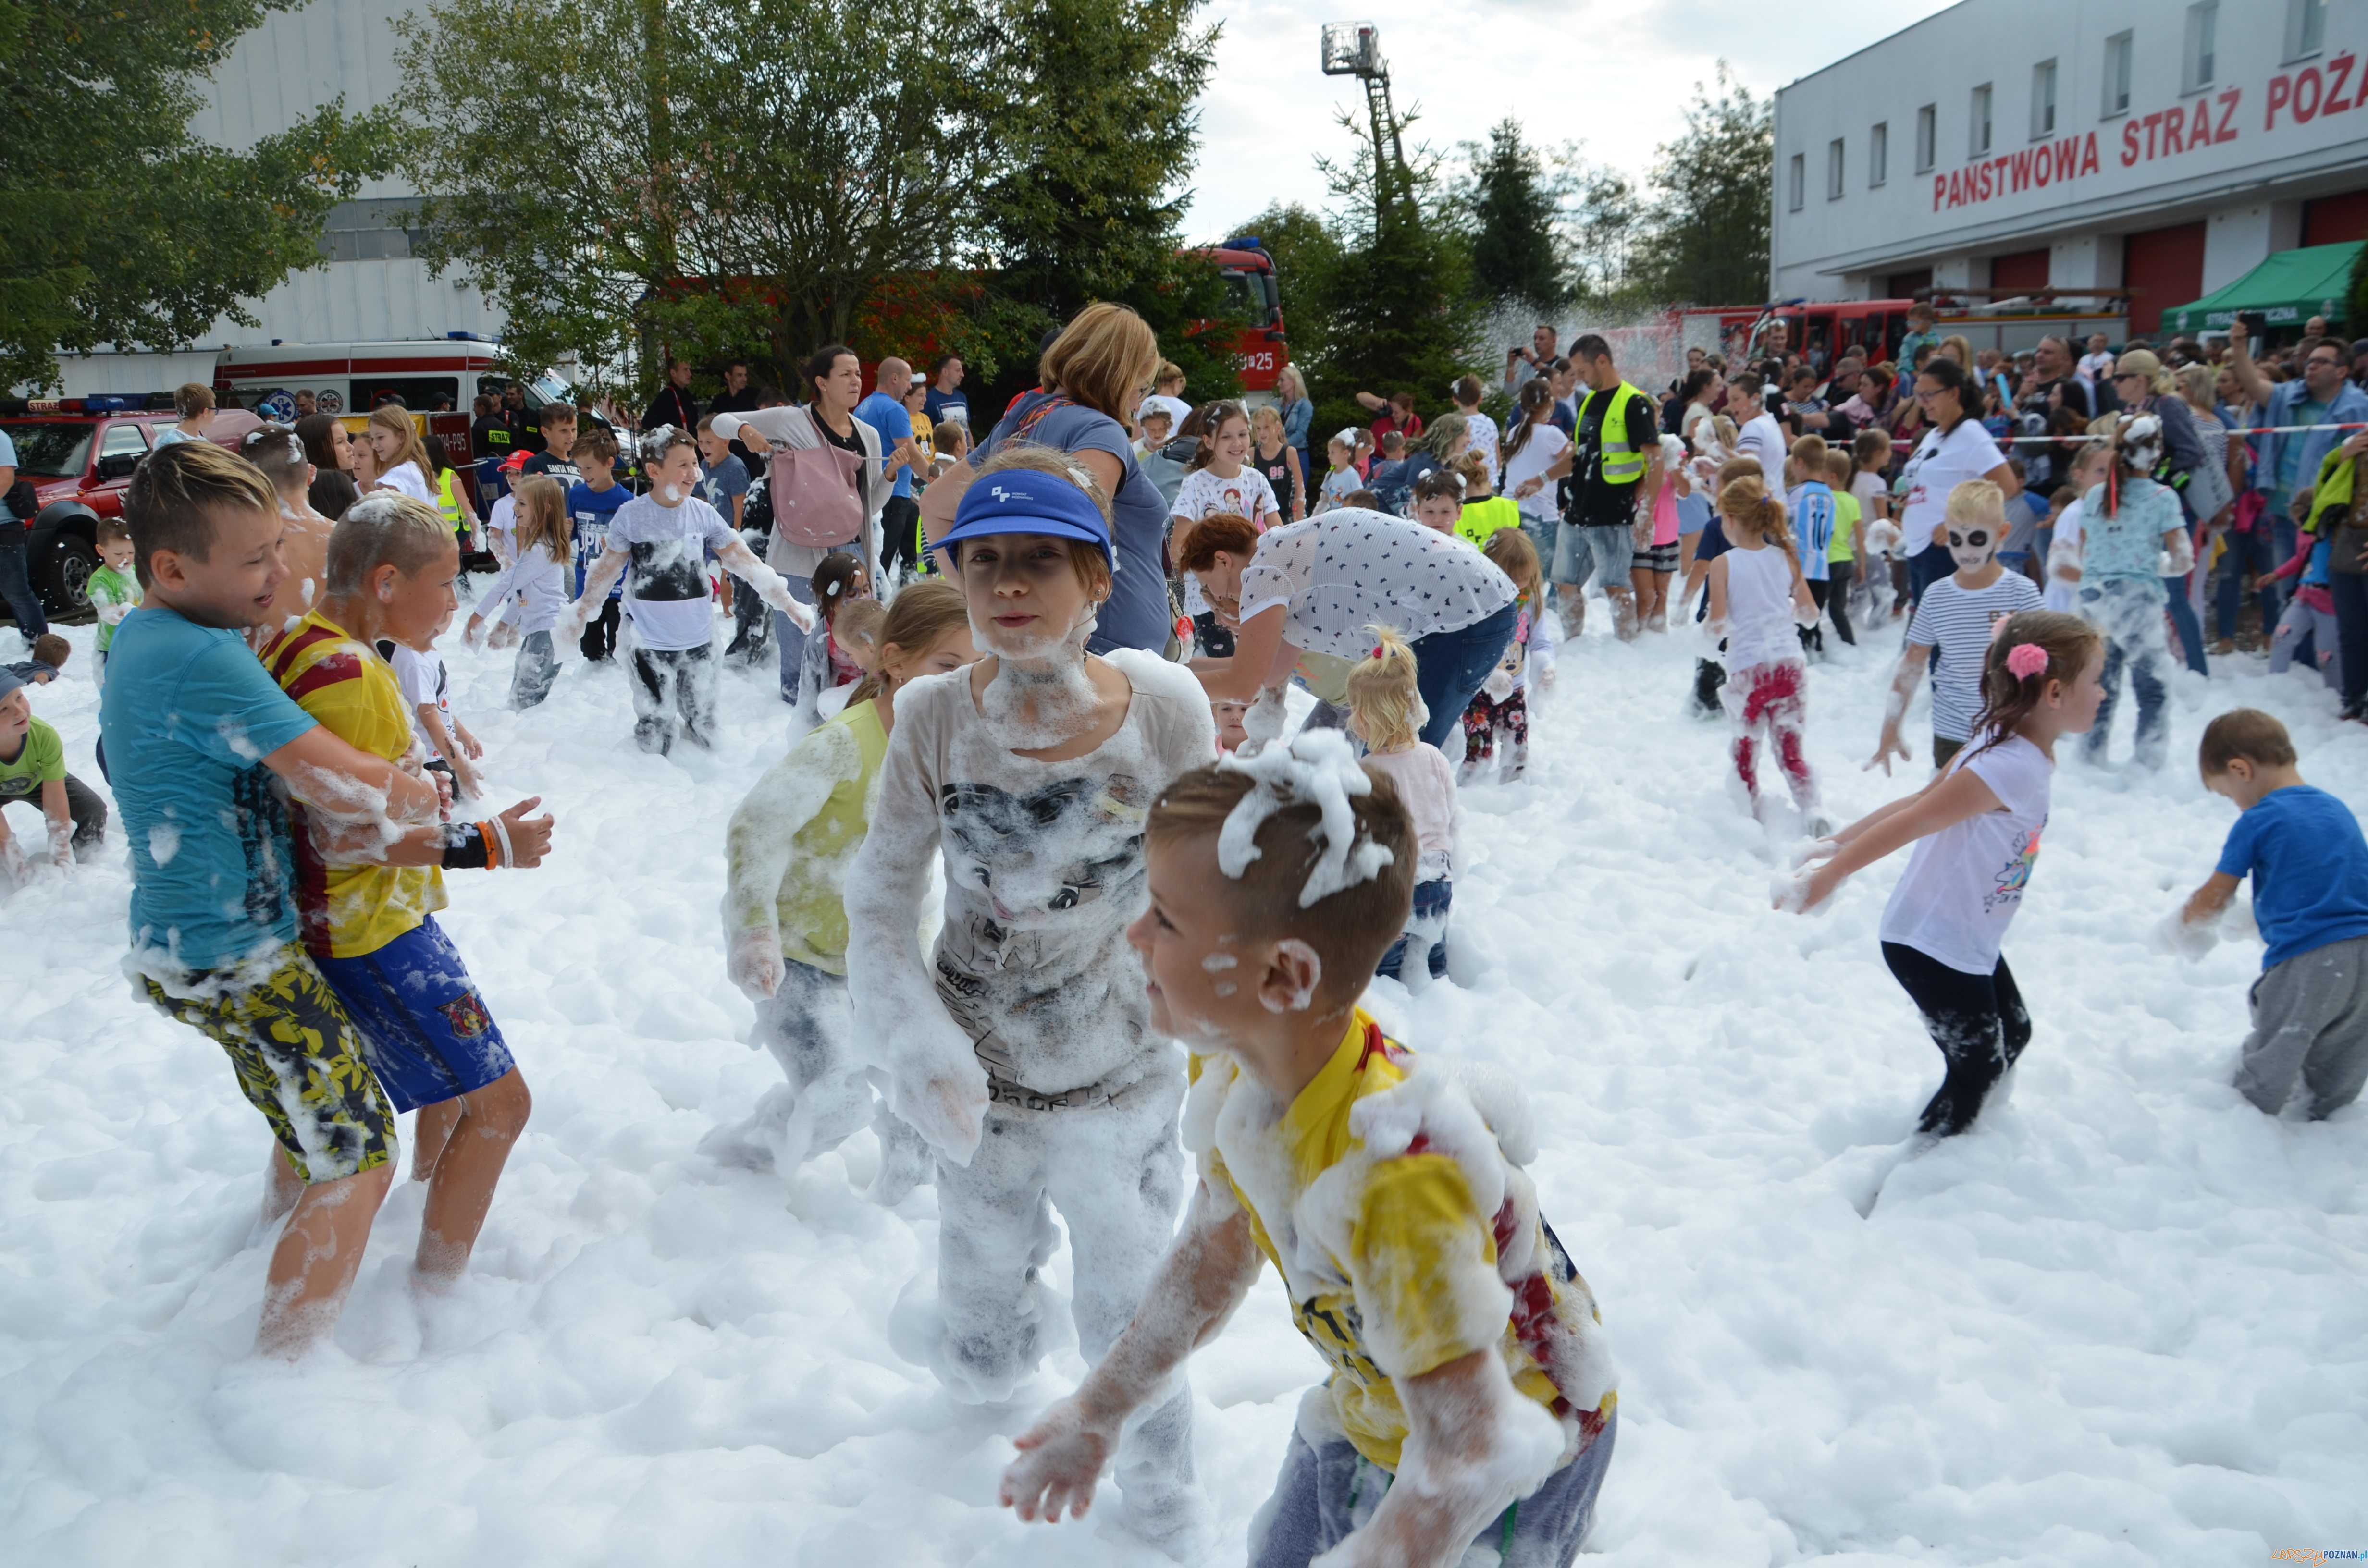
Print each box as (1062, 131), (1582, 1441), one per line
(264, 610), (445, 957)
(1906, 571), (2043, 741)
(1790, 482), (1836, 583)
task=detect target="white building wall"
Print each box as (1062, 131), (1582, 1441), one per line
(50, 0), (502, 391)
(1771, 0), (2368, 303)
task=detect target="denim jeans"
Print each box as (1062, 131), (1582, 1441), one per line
(0, 534), (48, 641)
(2214, 525), (2282, 640)
(1411, 602), (1520, 751)
(2333, 570), (2368, 712)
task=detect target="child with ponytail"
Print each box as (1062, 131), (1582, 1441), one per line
(1348, 626), (1461, 982)
(1460, 528), (1554, 783)
(1788, 610), (2105, 1138)
(715, 578), (976, 1191)
(1704, 476), (1823, 826)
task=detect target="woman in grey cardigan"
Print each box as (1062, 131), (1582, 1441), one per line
(712, 345), (887, 703)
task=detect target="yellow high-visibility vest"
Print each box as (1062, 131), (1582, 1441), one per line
(1596, 381), (1652, 486)
(436, 468), (466, 534)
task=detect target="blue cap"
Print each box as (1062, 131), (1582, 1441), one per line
(940, 469), (1116, 571)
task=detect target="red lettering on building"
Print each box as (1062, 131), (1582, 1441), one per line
(2328, 53), (2356, 113)
(2122, 120), (2142, 167)
(2079, 130), (2101, 175)
(2164, 106), (2186, 154)
(2268, 73), (2292, 129)
(2218, 87), (2243, 141)
(2296, 65), (2324, 122)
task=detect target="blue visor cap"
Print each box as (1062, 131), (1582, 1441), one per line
(940, 470), (1117, 572)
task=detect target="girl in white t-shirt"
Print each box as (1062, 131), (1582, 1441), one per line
(1501, 379), (1573, 540)
(1704, 476), (1821, 826)
(1788, 610), (2105, 1137)
(466, 475), (576, 709)
(2043, 440), (2112, 615)
(1348, 626), (1460, 986)
(363, 404), (439, 504)
(1171, 401), (1277, 656)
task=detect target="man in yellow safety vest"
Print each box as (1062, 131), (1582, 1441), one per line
(1540, 333), (1663, 640)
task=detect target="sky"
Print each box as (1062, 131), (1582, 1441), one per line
(1178, 0), (1963, 241)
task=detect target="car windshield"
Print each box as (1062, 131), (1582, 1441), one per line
(2, 423), (94, 478)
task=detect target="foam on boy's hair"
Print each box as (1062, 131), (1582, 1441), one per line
(327, 493), (453, 595)
(1149, 740), (1417, 1006)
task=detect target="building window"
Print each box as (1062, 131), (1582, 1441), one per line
(2032, 59), (2058, 137)
(1788, 152), (1805, 211)
(1915, 104), (1936, 172)
(1971, 83), (1993, 156)
(1870, 122), (1888, 186)
(2184, 3), (2219, 91)
(2102, 31), (2133, 117)
(2285, 0), (2326, 62)
(1827, 138), (1846, 200)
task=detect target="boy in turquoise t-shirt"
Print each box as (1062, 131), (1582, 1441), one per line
(86, 517), (142, 685)
(0, 668), (106, 874)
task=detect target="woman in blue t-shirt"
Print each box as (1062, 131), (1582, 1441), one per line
(918, 303), (1172, 656)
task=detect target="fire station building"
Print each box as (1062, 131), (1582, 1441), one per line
(1770, 0), (2368, 336)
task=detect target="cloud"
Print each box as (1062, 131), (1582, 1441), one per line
(1181, 0), (1959, 240)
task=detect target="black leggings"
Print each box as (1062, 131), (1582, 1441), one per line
(1882, 941), (2031, 1136)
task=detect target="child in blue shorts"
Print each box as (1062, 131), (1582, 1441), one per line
(2173, 708), (2368, 1120)
(265, 491), (556, 1286)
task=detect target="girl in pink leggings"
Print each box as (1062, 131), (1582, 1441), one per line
(1704, 476), (1823, 827)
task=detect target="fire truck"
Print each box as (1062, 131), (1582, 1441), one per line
(1196, 239), (1291, 398)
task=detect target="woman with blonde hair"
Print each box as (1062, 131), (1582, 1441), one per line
(362, 404), (438, 504)
(917, 300), (1173, 654)
(1274, 363), (1314, 481)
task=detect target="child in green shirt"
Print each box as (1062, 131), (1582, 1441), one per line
(0, 668), (106, 879)
(87, 518), (142, 682)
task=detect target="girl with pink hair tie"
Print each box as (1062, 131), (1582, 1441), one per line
(1784, 611), (2108, 1142)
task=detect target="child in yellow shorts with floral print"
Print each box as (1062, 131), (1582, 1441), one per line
(998, 729), (1617, 1566)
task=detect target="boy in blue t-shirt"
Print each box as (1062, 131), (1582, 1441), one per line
(568, 428), (631, 662)
(1787, 435), (1836, 654)
(99, 441), (445, 1356)
(2175, 708), (2368, 1119)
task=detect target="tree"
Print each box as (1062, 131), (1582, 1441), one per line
(1460, 120), (1563, 311)
(1632, 62), (1772, 308)
(396, 0), (986, 402)
(0, 0), (392, 390)
(1306, 102), (1481, 439)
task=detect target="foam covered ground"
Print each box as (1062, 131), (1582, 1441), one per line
(2, 600), (2364, 1567)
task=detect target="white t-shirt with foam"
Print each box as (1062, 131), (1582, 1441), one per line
(1897, 421), (2007, 558)
(1879, 733), (2052, 974)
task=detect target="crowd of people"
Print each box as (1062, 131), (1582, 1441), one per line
(4, 293), (2368, 1568)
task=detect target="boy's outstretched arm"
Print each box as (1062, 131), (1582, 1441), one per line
(1001, 1182), (1261, 1524)
(2182, 872), (2241, 927)
(1330, 1348), (1566, 1568)
(1868, 642), (1931, 774)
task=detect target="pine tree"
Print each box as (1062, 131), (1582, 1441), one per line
(1464, 120), (1563, 310)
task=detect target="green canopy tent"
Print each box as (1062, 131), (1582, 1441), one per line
(2165, 241), (2361, 335)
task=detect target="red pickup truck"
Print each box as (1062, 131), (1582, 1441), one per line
(0, 396), (261, 619)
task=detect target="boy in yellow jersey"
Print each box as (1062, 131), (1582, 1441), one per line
(263, 494), (555, 1287)
(999, 730), (1616, 1566)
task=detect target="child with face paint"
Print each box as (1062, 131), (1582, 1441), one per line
(997, 735), (1618, 1566)
(1871, 481), (2044, 775)
(842, 445), (1217, 1551)
(2074, 415), (2193, 772)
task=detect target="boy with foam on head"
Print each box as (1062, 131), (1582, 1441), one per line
(0, 667), (107, 880)
(2171, 708), (2368, 1120)
(1000, 729), (1617, 1567)
(99, 441), (450, 1356)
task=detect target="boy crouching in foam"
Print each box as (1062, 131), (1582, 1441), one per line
(999, 728), (1617, 1567)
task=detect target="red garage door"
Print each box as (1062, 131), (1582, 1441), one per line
(2122, 221), (2206, 336)
(2304, 189), (2368, 245)
(1886, 268), (1933, 298)
(1990, 248), (2050, 293)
